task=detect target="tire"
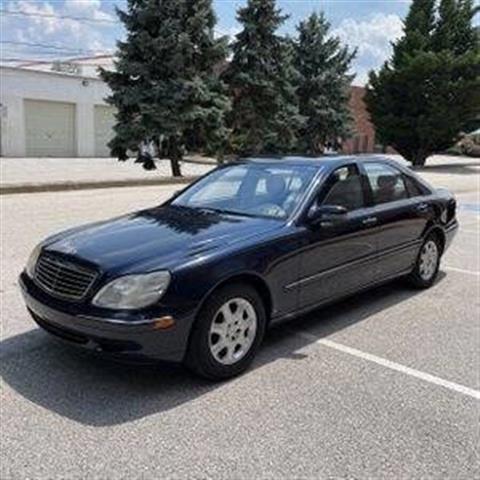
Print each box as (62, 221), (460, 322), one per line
(185, 283), (267, 380)
(408, 233), (442, 288)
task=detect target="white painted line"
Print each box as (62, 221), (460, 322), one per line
(295, 331), (480, 401)
(460, 220), (480, 228)
(444, 266), (480, 276)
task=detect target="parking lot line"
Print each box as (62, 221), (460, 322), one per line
(460, 221), (480, 229)
(444, 266), (480, 276)
(295, 331), (480, 400)
(459, 228), (479, 234)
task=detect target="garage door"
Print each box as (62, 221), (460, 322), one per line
(25, 100), (76, 157)
(94, 105), (115, 157)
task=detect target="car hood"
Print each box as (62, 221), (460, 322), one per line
(43, 205), (282, 273)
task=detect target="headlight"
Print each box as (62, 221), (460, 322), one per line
(26, 244), (42, 278)
(92, 271), (171, 310)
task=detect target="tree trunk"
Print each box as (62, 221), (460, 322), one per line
(310, 137), (324, 156)
(411, 150), (428, 167)
(168, 136), (182, 177)
(170, 158), (182, 177)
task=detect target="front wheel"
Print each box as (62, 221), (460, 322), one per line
(408, 234), (441, 288)
(185, 283), (266, 380)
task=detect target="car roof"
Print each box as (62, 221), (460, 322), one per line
(240, 155), (402, 169)
(240, 155), (431, 192)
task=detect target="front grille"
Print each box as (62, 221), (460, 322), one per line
(34, 253), (98, 301)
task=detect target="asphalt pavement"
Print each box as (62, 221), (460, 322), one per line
(1, 160), (479, 479)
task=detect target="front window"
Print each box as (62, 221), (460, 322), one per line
(317, 165), (365, 211)
(172, 163), (318, 219)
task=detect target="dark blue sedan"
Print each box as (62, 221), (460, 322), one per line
(20, 156), (458, 379)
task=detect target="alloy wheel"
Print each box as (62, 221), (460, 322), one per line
(419, 240), (439, 281)
(208, 298), (258, 365)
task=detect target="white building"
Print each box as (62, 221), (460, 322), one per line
(0, 57), (116, 157)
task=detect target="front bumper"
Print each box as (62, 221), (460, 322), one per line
(19, 273), (194, 363)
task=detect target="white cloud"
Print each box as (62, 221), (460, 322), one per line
(216, 25), (241, 39)
(65, 0), (114, 22)
(12, 0), (60, 35)
(332, 13), (404, 85)
(4, 0), (116, 57)
(67, 0), (102, 12)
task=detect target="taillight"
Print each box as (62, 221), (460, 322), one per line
(447, 199), (456, 223)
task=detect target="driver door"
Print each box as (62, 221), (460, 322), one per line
(296, 164), (380, 310)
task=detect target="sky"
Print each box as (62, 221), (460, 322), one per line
(1, 0), (417, 85)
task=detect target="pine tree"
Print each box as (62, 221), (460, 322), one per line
(433, 0), (479, 55)
(100, 0), (230, 176)
(393, 0), (436, 67)
(433, 0), (459, 52)
(222, 0), (303, 155)
(366, 0), (480, 166)
(294, 12), (356, 154)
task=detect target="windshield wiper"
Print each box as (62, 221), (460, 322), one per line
(198, 207), (260, 218)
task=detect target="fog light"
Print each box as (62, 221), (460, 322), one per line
(152, 316), (175, 330)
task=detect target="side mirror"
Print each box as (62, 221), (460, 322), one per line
(307, 204), (348, 227)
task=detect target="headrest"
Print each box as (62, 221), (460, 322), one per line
(377, 175), (398, 189)
(265, 175), (286, 196)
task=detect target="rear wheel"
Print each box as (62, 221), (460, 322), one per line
(185, 283), (266, 380)
(408, 234), (441, 288)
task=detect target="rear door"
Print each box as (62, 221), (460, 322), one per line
(361, 161), (431, 279)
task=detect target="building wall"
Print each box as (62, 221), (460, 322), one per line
(341, 86), (377, 155)
(0, 67), (111, 157)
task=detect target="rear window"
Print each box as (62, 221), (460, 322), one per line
(403, 175), (430, 197)
(364, 163), (408, 205)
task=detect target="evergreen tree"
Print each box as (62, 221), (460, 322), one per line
(100, 0), (230, 176)
(433, 0), (479, 55)
(294, 12), (356, 154)
(366, 0), (480, 166)
(222, 0), (303, 155)
(393, 0), (436, 66)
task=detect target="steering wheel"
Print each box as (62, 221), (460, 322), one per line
(252, 203), (287, 218)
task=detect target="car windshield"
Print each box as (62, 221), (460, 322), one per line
(171, 163), (319, 220)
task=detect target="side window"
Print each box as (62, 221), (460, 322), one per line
(364, 163), (408, 205)
(319, 165), (365, 211)
(403, 175), (425, 197)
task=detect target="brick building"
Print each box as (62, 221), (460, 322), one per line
(341, 86), (379, 155)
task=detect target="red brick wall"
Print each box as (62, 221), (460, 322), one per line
(342, 86), (377, 154)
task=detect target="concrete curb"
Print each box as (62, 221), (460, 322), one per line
(181, 158), (218, 166)
(0, 176), (200, 195)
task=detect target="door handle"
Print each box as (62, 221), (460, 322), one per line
(416, 203), (429, 212)
(362, 216), (377, 226)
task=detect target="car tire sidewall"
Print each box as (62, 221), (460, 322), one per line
(409, 234), (441, 288)
(185, 283), (267, 380)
